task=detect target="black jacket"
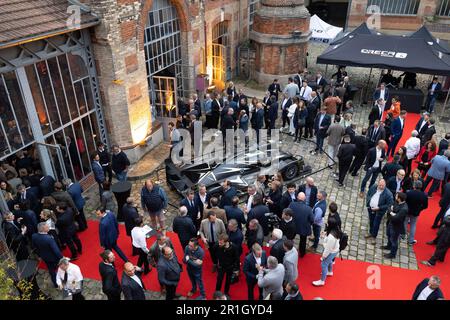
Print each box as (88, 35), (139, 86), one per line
(2, 220), (29, 261)
(111, 151), (130, 174)
(280, 219), (296, 240)
(39, 176), (55, 198)
(172, 215), (197, 245)
(439, 182), (450, 210)
(314, 113), (332, 136)
(280, 191), (297, 211)
(219, 187), (237, 209)
(366, 125), (386, 145)
(421, 125), (436, 146)
(247, 204), (270, 236)
(364, 147), (386, 171)
(122, 271), (146, 300)
(55, 208), (77, 242)
(337, 143), (356, 163)
(243, 251), (267, 282)
(412, 279), (444, 300)
(122, 204), (139, 236)
(415, 117), (429, 138)
(381, 162), (403, 180)
(406, 190), (428, 217)
(438, 139), (449, 155)
(353, 135), (369, 158)
(180, 197), (203, 223)
(288, 201), (314, 236)
(306, 97), (321, 123)
(270, 238), (286, 263)
(99, 262), (122, 297)
(297, 184), (318, 208)
(224, 206), (246, 228)
(215, 242), (239, 271)
(368, 105), (384, 125)
(387, 202), (408, 234)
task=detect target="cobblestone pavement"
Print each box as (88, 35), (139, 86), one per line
(35, 70), (450, 300)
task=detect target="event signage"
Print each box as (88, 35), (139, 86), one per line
(361, 49), (408, 59)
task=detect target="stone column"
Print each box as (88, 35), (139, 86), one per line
(88, 0), (157, 163)
(250, 0), (311, 85)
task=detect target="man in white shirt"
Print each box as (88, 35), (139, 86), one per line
(56, 257), (85, 300)
(412, 276), (443, 300)
(299, 80), (312, 102)
(244, 185), (256, 214)
(131, 217), (150, 274)
(404, 130), (421, 173)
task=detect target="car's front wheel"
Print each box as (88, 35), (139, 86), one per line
(283, 164), (299, 181)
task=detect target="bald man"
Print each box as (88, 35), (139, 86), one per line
(288, 192), (314, 257)
(121, 262), (145, 300)
(297, 177), (318, 208)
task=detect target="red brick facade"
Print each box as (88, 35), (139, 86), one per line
(120, 20), (137, 42)
(125, 53), (139, 74)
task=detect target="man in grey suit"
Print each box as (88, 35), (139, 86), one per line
(199, 211), (226, 272)
(157, 246), (182, 300)
(282, 240), (298, 284)
(257, 256), (285, 300)
(121, 262), (145, 300)
(326, 115), (345, 168)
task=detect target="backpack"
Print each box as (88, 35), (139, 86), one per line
(339, 232), (348, 252)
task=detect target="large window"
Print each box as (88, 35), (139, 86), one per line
(249, 0), (259, 30)
(144, 0), (183, 121)
(367, 0), (420, 15)
(0, 71), (33, 156)
(437, 0), (450, 16)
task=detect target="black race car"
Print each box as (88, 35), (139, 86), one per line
(165, 146), (311, 197)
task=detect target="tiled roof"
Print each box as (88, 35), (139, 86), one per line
(0, 0), (99, 48)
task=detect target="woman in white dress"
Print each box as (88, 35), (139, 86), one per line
(287, 97), (299, 135)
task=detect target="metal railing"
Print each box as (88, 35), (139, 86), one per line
(437, 0), (450, 16)
(367, 0), (420, 16)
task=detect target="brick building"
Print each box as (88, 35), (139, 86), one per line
(0, 0), (264, 202)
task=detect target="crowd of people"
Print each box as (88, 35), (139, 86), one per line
(1, 66), (449, 301)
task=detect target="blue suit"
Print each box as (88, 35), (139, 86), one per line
(67, 182), (87, 231)
(32, 233), (63, 286)
(99, 212), (128, 262)
(243, 251), (267, 300)
(39, 175), (55, 197)
(387, 117), (404, 157)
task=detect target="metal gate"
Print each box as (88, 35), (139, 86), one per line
(151, 76), (178, 118)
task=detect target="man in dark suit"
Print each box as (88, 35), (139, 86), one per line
(55, 204), (82, 259)
(172, 206), (197, 249)
(360, 140), (387, 195)
(92, 153), (105, 200)
(224, 196), (246, 229)
(192, 94), (202, 118)
(280, 183), (298, 211)
(438, 133), (450, 155)
(372, 83), (389, 102)
(254, 102), (265, 145)
(14, 201), (38, 240)
(157, 246), (182, 300)
(39, 175), (55, 198)
(405, 181), (428, 245)
(336, 135), (356, 187)
(97, 142), (112, 183)
(269, 228), (286, 263)
(122, 197), (140, 255)
(268, 79), (282, 101)
(366, 120), (386, 149)
(386, 169), (406, 197)
(180, 189), (203, 229)
(283, 282), (303, 300)
(32, 222), (63, 287)
(15, 184), (40, 215)
(305, 91), (320, 139)
(381, 155), (403, 181)
(315, 72), (327, 87)
(64, 178), (87, 231)
(243, 243), (267, 300)
(297, 177), (317, 208)
(279, 208), (297, 240)
(412, 277), (444, 300)
(415, 112), (430, 140)
(350, 128), (369, 176)
(420, 118), (436, 147)
(288, 192), (314, 257)
(267, 96), (278, 135)
(425, 77), (442, 113)
(247, 194), (270, 236)
(210, 93), (221, 129)
(221, 107), (236, 143)
(387, 110), (407, 158)
(312, 107), (331, 155)
(383, 192), (408, 259)
(368, 98), (385, 126)
(51, 182), (78, 215)
(2, 211), (29, 261)
(122, 262), (146, 300)
(96, 207), (129, 262)
(219, 180), (237, 209)
(432, 182), (450, 228)
(99, 250), (122, 300)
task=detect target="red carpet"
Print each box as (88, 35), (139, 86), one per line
(43, 113), (450, 300)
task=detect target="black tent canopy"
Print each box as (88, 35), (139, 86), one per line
(409, 25), (450, 55)
(317, 33), (450, 76)
(329, 22), (375, 45)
